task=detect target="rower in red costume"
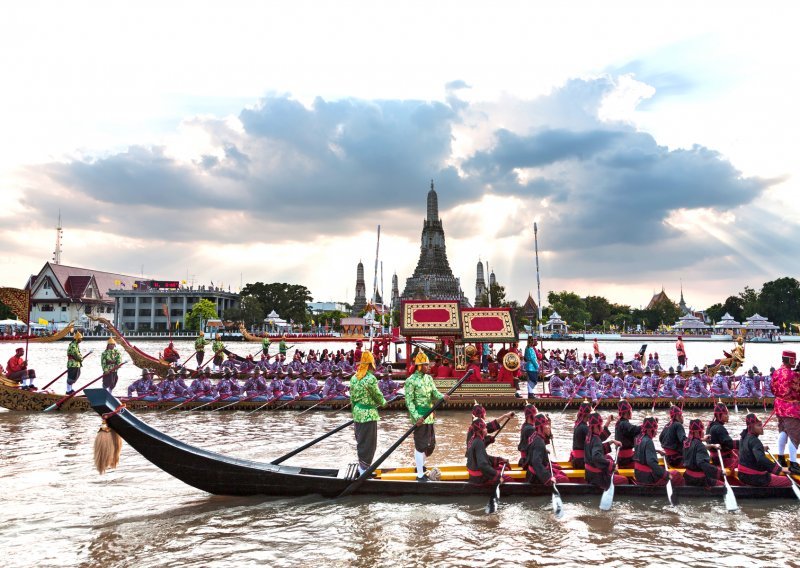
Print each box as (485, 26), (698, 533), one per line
(682, 419), (724, 487)
(522, 414), (569, 485)
(465, 418), (511, 486)
(466, 403), (514, 450)
(163, 341), (180, 364)
(614, 400), (641, 469)
(571, 401), (613, 470)
(707, 402), (739, 469)
(632, 417), (685, 487)
(584, 412), (627, 488)
(736, 413), (792, 487)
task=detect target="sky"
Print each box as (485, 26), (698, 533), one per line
(1, 1), (799, 314)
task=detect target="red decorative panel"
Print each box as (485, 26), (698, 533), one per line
(461, 308), (517, 341)
(400, 301), (462, 337)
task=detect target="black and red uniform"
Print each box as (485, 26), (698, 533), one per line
(466, 419), (509, 486)
(584, 413), (627, 489)
(659, 407), (687, 468)
(682, 420), (723, 487)
(521, 415), (569, 485)
(517, 405), (538, 466)
(614, 400), (640, 469)
(571, 402), (609, 469)
(737, 414), (792, 488)
(632, 418), (685, 487)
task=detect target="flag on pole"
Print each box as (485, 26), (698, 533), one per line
(114, 279), (121, 286)
(38, 318), (49, 326)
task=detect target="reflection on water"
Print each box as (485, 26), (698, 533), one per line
(1, 340), (798, 567)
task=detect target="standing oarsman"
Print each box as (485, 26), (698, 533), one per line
(584, 412), (627, 489)
(465, 418), (510, 486)
(522, 414), (569, 485)
(632, 417), (685, 487)
(659, 406), (687, 467)
(405, 352), (449, 482)
(194, 331), (207, 369)
(771, 350), (800, 475)
(736, 413), (792, 487)
(676, 335), (687, 367)
(279, 335), (288, 357)
(707, 402), (738, 468)
(614, 400), (641, 469)
(211, 333), (225, 371)
(349, 351), (386, 476)
(261, 334), (271, 359)
(682, 419), (724, 487)
(66, 331), (84, 394)
(100, 338), (122, 393)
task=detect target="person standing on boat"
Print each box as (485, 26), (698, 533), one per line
(682, 419), (723, 487)
(279, 335), (288, 357)
(6, 347), (36, 390)
(524, 336), (540, 399)
(66, 331), (84, 394)
(659, 406), (687, 467)
(100, 338), (122, 393)
(349, 351), (386, 476)
(772, 350), (800, 475)
(261, 335), (271, 359)
(194, 331), (207, 369)
(405, 352), (449, 482)
(676, 336), (687, 367)
(212, 334), (225, 372)
(736, 413), (792, 487)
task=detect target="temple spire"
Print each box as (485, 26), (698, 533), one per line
(426, 180), (439, 223)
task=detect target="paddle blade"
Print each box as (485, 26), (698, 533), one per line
(723, 485), (739, 512)
(552, 491), (564, 518)
(791, 480), (800, 502)
(599, 483), (615, 511)
(485, 494), (498, 514)
(666, 479), (674, 506)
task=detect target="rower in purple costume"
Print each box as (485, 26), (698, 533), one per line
(650, 368), (663, 395)
(266, 370), (286, 399)
(762, 367), (775, 397)
(220, 352), (239, 371)
(190, 367), (216, 402)
(562, 369), (577, 398)
(175, 368), (192, 395)
(548, 369), (566, 397)
(157, 369), (189, 401)
(736, 369), (758, 398)
(377, 369), (400, 401)
(306, 371), (323, 399)
(639, 368), (656, 397)
(659, 405), (687, 467)
(606, 369), (625, 398)
(631, 355), (644, 373)
(294, 370), (321, 400)
(710, 367), (733, 397)
(585, 369), (602, 402)
(614, 399), (640, 468)
(750, 367), (764, 397)
(127, 368), (158, 400)
(623, 366), (639, 398)
(241, 369), (269, 400)
(323, 367), (349, 399)
(215, 368), (241, 401)
(278, 371), (296, 400)
(686, 367), (711, 398)
(659, 367), (683, 399)
(574, 369), (588, 397)
(599, 369), (614, 392)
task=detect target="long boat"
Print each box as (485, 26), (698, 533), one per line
(85, 388), (798, 500)
(238, 324), (383, 344)
(0, 376), (774, 412)
(89, 316), (172, 374)
(0, 322), (75, 343)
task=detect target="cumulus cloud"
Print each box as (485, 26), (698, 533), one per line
(10, 76), (795, 306)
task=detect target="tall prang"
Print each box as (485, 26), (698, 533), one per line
(401, 181), (469, 305)
(352, 261), (367, 315)
(391, 273), (400, 308)
(475, 260), (486, 305)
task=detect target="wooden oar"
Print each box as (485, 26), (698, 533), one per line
(297, 393), (342, 416)
(43, 362), (127, 412)
(560, 374), (590, 413)
(39, 351), (95, 391)
(599, 446), (619, 511)
(485, 462), (508, 514)
(714, 448), (739, 512)
(337, 368), (474, 498)
(661, 451), (676, 506)
(188, 393), (238, 412)
(766, 450), (800, 501)
(486, 415), (513, 444)
(165, 392), (204, 412)
(548, 452), (564, 518)
(213, 391), (266, 411)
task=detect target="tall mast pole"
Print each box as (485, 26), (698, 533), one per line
(486, 261), (491, 308)
(370, 225), (380, 350)
(534, 222), (543, 339)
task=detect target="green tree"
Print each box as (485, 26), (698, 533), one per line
(185, 299), (219, 331)
(705, 303), (725, 324)
(632, 300), (680, 331)
(759, 277), (800, 328)
(241, 282), (314, 326)
(222, 294), (264, 327)
(739, 286), (759, 318)
(585, 295), (612, 326)
(315, 310), (350, 329)
(547, 291), (590, 329)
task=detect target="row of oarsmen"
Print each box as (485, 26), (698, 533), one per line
(465, 401), (796, 489)
(546, 365), (773, 400)
(126, 367), (403, 403)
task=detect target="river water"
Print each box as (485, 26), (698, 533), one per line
(1, 340), (798, 567)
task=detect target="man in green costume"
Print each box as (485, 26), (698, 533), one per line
(405, 351), (449, 482)
(350, 350), (386, 475)
(194, 331), (207, 369)
(212, 333), (225, 371)
(66, 331), (84, 394)
(100, 337), (122, 393)
(279, 334), (288, 356)
(261, 335), (271, 360)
